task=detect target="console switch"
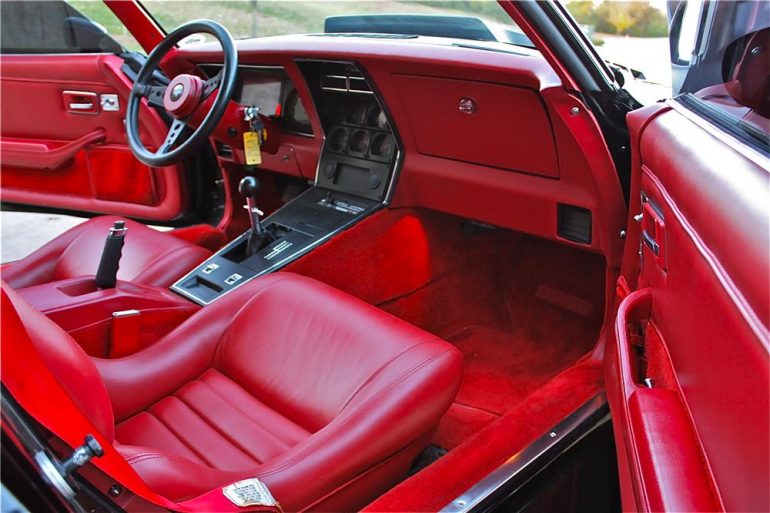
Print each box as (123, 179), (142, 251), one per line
(225, 273), (243, 285)
(202, 263), (220, 274)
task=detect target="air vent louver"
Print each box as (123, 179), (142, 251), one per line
(321, 72), (372, 94)
(557, 204), (592, 244)
(216, 142), (233, 159)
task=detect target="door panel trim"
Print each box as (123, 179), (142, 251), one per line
(643, 167), (769, 345)
(0, 54), (188, 221)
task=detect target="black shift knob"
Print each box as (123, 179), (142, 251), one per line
(238, 176), (260, 198)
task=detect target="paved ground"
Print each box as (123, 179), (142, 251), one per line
(1, 211), (86, 263)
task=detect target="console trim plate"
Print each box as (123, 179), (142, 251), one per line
(170, 188), (380, 306)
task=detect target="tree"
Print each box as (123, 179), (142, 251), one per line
(566, 1), (597, 26)
(627, 2), (668, 37)
(597, 1), (636, 35)
(591, 1), (668, 37)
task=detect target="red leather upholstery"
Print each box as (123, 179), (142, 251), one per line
(4, 273), (462, 511)
(2, 216), (210, 290)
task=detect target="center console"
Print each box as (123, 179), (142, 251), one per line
(17, 277), (199, 358)
(171, 60), (401, 305)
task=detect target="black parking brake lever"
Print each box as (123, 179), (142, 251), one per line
(95, 221), (127, 289)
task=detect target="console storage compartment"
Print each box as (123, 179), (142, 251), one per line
(16, 277), (198, 358)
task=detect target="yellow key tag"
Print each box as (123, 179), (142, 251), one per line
(243, 131), (262, 166)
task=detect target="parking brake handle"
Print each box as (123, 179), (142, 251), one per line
(95, 220), (127, 289)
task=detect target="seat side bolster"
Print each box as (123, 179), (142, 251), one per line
(130, 243), (211, 288)
(1, 282), (116, 440)
(117, 444), (249, 502)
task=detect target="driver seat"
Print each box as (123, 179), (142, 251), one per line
(1, 216), (211, 290)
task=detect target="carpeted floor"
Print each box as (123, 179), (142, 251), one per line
(286, 208), (606, 448)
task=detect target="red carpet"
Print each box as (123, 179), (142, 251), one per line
(285, 208), (607, 509)
(286, 208), (605, 449)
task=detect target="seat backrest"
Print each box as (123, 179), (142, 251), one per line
(212, 273), (460, 433)
(1, 282), (115, 440)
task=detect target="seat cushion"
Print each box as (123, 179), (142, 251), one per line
(115, 368), (311, 470)
(94, 273), (463, 510)
(2, 215), (210, 289)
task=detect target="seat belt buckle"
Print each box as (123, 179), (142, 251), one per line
(222, 478), (281, 511)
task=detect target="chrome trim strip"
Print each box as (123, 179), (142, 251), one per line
(440, 393), (609, 513)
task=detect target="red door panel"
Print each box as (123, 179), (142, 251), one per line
(607, 104), (769, 511)
(0, 54), (188, 221)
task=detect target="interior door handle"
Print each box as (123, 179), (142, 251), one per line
(63, 90), (99, 114)
(641, 229), (659, 255)
(641, 198), (666, 268)
(69, 102), (95, 111)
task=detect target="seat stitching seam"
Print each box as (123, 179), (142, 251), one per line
(144, 409), (214, 467)
(175, 391), (262, 465)
(200, 374), (302, 449)
(124, 453), (173, 465)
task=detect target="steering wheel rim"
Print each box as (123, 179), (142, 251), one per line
(127, 20), (238, 167)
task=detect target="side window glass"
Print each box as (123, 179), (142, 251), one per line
(0, 0), (139, 54)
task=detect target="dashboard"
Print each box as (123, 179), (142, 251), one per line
(177, 34), (628, 264)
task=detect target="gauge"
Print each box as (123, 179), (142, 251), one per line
(370, 133), (396, 160)
(348, 130), (371, 154)
(366, 106), (388, 129)
(347, 104), (368, 125)
(283, 89), (313, 135)
(328, 127), (349, 153)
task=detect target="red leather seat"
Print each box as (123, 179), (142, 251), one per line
(1, 216), (210, 289)
(3, 273), (462, 511)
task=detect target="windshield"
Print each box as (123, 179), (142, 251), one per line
(140, 1), (533, 48)
(139, 1), (673, 102)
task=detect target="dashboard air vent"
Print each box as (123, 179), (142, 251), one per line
(216, 142), (233, 159)
(321, 72), (372, 94)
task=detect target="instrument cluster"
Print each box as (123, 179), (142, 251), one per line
(326, 103), (397, 163)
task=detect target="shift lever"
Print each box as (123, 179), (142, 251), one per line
(239, 176), (272, 256)
(239, 176), (265, 235)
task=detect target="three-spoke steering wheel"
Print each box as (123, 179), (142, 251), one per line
(127, 20), (238, 167)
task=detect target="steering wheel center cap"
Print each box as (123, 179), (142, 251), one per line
(163, 74), (203, 118)
(170, 83), (185, 101)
